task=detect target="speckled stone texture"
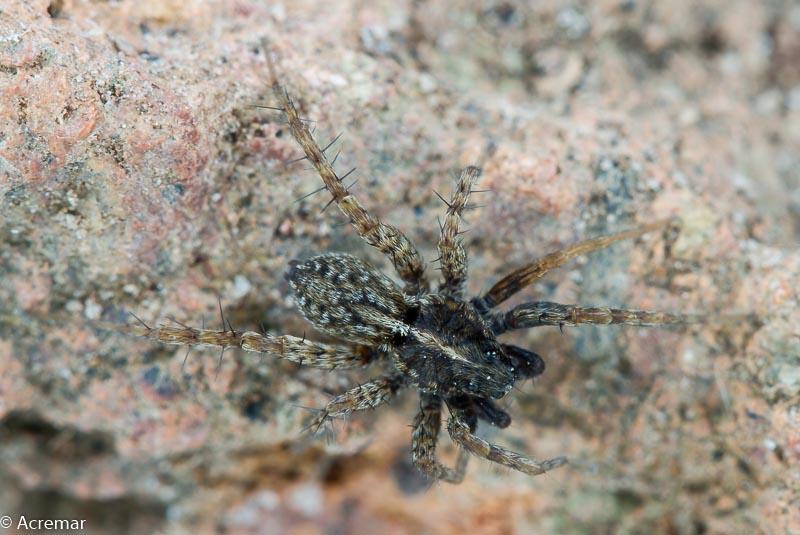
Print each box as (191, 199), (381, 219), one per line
(1, 0), (798, 534)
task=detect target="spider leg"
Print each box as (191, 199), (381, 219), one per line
(489, 301), (703, 335)
(472, 218), (679, 311)
(242, 332), (380, 368)
(447, 409), (567, 477)
(265, 45), (427, 294)
(437, 166), (481, 298)
(116, 320), (378, 369)
(411, 393), (470, 483)
(309, 374), (405, 430)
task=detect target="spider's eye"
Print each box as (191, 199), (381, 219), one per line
(485, 350), (497, 361)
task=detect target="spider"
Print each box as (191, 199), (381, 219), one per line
(113, 45), (699, 483)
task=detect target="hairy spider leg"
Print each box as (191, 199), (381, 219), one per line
(447, 409), (567, 477)
(411, 393), (471, 483)
(490, 301), (704, 334)
(472, 218), (680, 311)
(82, 316), (378, 369)
(309, 374), (405, 431)
(264, 42), (428, 294)
(437, 166), (481, 298)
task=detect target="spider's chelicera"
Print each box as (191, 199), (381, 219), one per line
(122, 46), (698, 483)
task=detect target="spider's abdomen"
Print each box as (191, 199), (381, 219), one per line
(287, 253), (412, 344)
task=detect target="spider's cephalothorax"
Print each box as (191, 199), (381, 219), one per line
(395, 294), (516, 400)
(127, 45), (700, 483)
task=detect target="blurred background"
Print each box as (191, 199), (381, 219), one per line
(1, 0), (798, 533)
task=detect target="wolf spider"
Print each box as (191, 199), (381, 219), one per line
(119, 45), (699, 483)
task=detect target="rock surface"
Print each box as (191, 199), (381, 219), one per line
(1, 0), (798, 533)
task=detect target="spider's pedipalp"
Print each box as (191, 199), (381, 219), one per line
(438, 166), (481, 298)
(265, 45), (428, 294)
(501, 344), (546, 380)
(472, 218), (680, 311)
(411, 393), (470, 483)
(489, 301), (704, 334)
(447, 410), (568, 477)
(465, 396), (512, 428)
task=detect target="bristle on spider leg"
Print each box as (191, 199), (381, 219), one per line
(295, 184), (328, 203)
(181, 347), (191, 372)
(287, 154), (309, 165)
(321, 132), (343, 153)
(129, 312), (151, 331)
(320, 196), (337, 214)
(339, 167), (357, 182)
(166, 316), (194, 331)
(217, 298), (227, 333)
(250, 104), (283, 111)
(288, 402), (326, 414)
(433, 190), (453, 209)
(252, 103), (314, 123)
(215, 346), (226, 380)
